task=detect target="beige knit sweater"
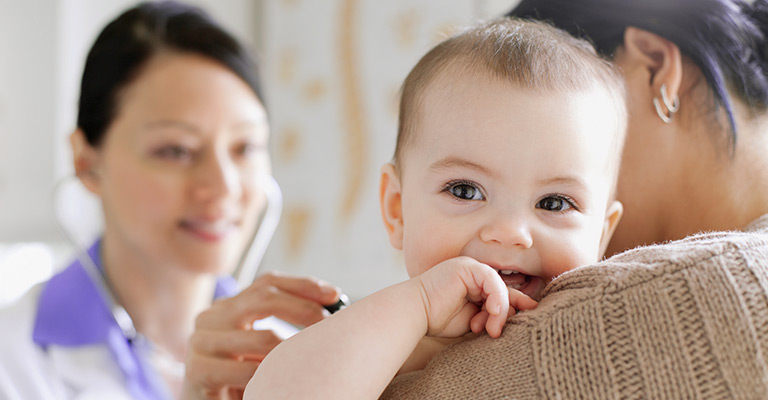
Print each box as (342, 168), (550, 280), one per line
(381, 215), (768, 399)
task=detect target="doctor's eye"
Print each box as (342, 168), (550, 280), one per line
(536, 194), (578, 213)
(234, 141), (266, 158)
(155, 145), (194, 162)
(237, 143), (257, 156)
(444, 180), (485, 201)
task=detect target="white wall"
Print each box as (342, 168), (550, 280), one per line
(0, 0), (518, 301)
(0, 2), (59, 242)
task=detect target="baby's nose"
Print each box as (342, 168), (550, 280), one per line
(479, 215), (533, 249)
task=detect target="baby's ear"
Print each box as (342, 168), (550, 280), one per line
(599, 200), (623, 257)
(379, 163), (404, 250)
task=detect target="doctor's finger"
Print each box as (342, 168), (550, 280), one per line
(190, 329), (283, 360)
(250, 271), (341, 304)
(185, 353), (259, 393)
(197, 287), (329, 329)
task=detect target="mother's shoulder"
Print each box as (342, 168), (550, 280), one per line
(383, 219), (768, 399)
(543, 220), (768, 300)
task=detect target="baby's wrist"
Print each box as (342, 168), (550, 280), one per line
(401, 277), (432, 336)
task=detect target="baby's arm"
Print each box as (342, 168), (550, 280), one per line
(244, 256), (537, 399)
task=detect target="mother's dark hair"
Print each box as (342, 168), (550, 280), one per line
(78, 1), (264, 146)
(508, 0), (768, 148)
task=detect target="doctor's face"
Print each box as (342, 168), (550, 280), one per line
(84, 52), (270, 275)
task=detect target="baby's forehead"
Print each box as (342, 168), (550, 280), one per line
(420, 64), (620, 129)
(411, 71), (624, 175)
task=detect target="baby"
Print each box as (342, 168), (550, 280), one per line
(245, 18), (627, 398)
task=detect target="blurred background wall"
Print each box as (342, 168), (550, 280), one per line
(0, 0), (517, 303)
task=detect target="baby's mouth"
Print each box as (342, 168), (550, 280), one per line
(497, 270), (543, 300)
(498, 269), (527, 288)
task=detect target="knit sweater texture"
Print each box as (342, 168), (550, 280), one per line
(381, 214), (768, 399)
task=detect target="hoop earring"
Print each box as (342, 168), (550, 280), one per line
(653, 83), (679, 124)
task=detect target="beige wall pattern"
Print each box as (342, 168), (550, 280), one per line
(338, 0), (368, 222)
(259, 0), (517, 299)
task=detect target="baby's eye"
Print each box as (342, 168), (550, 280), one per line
(446, 181), (484, 201)
(536, 195), (577, 212)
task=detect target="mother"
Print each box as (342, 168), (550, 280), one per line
(509, 0), (768, 257)
(380, 0), (768, 398)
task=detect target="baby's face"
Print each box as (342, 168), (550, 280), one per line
(393, 73), (622, 301)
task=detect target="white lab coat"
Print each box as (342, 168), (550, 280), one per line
(0, 237), (300, 400)
(0, 246), (298, 400)
(0, 285), (134, 400)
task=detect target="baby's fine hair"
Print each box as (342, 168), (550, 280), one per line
(394, 18), (627, 178)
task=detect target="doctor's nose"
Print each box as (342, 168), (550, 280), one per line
(191, 152), (242, 202)
(479, 213), (533, 249)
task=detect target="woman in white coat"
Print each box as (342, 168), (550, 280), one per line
(0, 2), (341, 399)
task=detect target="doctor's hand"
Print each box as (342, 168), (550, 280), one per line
(181, 271), (341, 400)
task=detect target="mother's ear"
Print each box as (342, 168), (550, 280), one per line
(618, 27), (683, 115)
(379, 163), (404, 250)
(70, 129), (102, 195)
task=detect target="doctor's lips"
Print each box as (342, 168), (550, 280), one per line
(179, 218), (239, 242)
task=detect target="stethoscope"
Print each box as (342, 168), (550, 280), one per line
(51, 174), (284, 377)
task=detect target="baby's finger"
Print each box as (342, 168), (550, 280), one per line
(482, 290), (509, 338)
(508, 288), (538, 311)
(485, 309), (507, 338)
(507, 305), (518, 319)
(470, 310), (490, 334)
(486, 290), (509, 316)
(462, 262), (507, 305)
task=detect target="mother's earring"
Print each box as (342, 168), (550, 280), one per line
(653, 84), (680, 124)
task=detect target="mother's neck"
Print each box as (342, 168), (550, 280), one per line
(669, 107), (768, 239)
(99, 233), (217, 361)
(725, 110), (768, 225)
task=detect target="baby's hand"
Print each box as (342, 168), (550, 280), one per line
(413, 256), (538, 338)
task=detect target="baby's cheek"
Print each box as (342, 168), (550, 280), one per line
(402, 212), (470, 278)
(404, 238), (448, 278)
(544, 240), (598, 278)
(403, 248), (433, 278)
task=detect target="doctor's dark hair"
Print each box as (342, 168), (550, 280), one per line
(508, 0), (768, 149)
(77, 1), (264, 146)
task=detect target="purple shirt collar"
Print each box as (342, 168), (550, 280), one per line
(32, 239), (238, 399)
